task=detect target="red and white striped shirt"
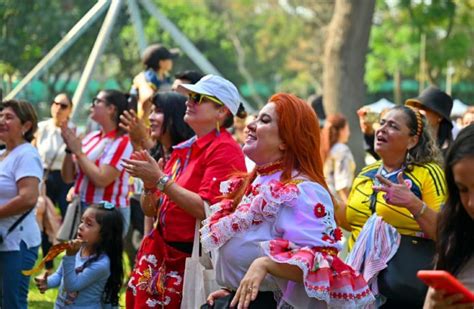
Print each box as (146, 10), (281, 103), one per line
(74, 129), (133, 208)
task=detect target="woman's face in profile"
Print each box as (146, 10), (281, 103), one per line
(452, 156), (474, 219)
(0, 107), (23, 141)
(149, 105), (165, 141)
(243, 102), (284, 165)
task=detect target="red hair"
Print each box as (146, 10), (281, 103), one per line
(227, 93), (330, 208)
(320, 114), (347, 163)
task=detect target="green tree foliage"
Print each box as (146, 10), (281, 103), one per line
(0, 0), (100, 96)
(1, 0), (335, 111)
(1, 0), (472, 113)
(366, 0), (473, 99)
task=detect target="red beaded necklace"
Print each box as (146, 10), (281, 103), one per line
(255, 160), (285, 176)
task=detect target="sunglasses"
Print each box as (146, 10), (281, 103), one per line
(97, 201), (115, 210)
(187, 93), (224, 106)
(52, 101), (70, 110)
(91, 97), (108, 107)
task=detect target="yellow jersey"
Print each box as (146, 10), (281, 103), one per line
(346, 161), (447, 250)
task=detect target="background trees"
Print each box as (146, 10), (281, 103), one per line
(1, 0), (472, 166)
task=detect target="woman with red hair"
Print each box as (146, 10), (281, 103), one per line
(201, 94), (374, 308)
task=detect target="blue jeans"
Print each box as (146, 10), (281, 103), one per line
(0, 241), (39, 309)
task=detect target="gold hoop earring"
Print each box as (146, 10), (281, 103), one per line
(216, 121), (220, 135)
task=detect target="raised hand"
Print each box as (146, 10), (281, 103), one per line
(119, 110), (149, 149)
(133, 72), (154, 118)
(122, 150), (163, 188)
(373, 172), (419, 210)
(357, 107), (375, 135)
(60, 122), (82, 155)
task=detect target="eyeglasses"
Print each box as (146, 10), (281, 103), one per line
(187, 93), (224, 106)
(52, 101), (70, 110)
(91, 97), (108, 107)
(98, 201), (115, 210)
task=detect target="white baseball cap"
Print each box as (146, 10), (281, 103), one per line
(177, 74), (240, 115)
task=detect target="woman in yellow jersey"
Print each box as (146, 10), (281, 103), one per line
(343, 106), (447, 308)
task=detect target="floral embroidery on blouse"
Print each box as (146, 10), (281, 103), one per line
(201, 178), (300, 251)
(201, 171), (375, 308)
(314, 202), (326, 218)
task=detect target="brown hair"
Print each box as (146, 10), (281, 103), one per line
(1, 100), (38, 142)
(320, 114), (347, 163)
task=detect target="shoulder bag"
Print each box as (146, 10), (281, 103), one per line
(56, 196), (81, 242)
(368, 177), (435, 306)
(377, 234), (435, 306)
(180, 219), (220, 309)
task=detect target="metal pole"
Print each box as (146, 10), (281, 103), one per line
(446, 61), (454, 95)
(4, 0), (110, 100)
(127, 0), (147, 55)
(139, 0), (254, 112)
(419, 33), (426, 94)
(71, 0), (124, 121)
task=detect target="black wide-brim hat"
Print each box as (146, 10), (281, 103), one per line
(405, 86), (453, 125)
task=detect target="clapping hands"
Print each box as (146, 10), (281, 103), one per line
(122, 150), (164, 188)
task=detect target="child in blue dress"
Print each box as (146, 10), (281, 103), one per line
(35, 202), (124, 308)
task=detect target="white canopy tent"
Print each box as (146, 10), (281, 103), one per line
(363, 98), (396, 113)
(451, 99), (469, 117)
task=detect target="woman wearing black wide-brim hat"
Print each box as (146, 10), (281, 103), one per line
(405, 86), (454, 154)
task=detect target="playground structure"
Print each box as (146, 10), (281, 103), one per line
(4, 0), (254, 120)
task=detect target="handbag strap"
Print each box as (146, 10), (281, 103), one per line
(43, 144), (62, 180)
(191, 201), (211, 259)
(6, 208), (34, 235)
(191, 219), (200, 259)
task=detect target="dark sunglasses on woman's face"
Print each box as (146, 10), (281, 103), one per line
(91, 97), (108, 107)
(187, 93), (224, 106)
(52, 101), (70, 110)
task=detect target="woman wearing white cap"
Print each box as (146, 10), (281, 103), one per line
(123, 75), (247, 308)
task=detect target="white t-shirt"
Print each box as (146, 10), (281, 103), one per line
(0, 143), (43, 251)
(36, 118), (75, 171)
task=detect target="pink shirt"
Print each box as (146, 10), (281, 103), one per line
(74, 130), (133, 207)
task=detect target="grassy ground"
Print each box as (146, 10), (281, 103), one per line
(27, 250), (131, 308)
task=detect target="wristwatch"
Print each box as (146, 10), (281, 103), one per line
(156, 174), (171, 192)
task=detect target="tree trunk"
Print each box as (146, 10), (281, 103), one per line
(323, 0), (376, 172)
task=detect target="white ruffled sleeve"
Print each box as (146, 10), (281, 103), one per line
(273, 181), (342, 249)
(261, 181), (374, 308)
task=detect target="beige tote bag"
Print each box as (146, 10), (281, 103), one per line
(180, 219), (220, 309)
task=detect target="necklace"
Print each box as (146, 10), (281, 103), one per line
(256, 160), (284, 176)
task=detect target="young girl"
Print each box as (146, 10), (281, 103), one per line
(35, 202), (124, 308)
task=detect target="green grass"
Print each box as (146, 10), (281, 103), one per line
(27, 250), (131, 308)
